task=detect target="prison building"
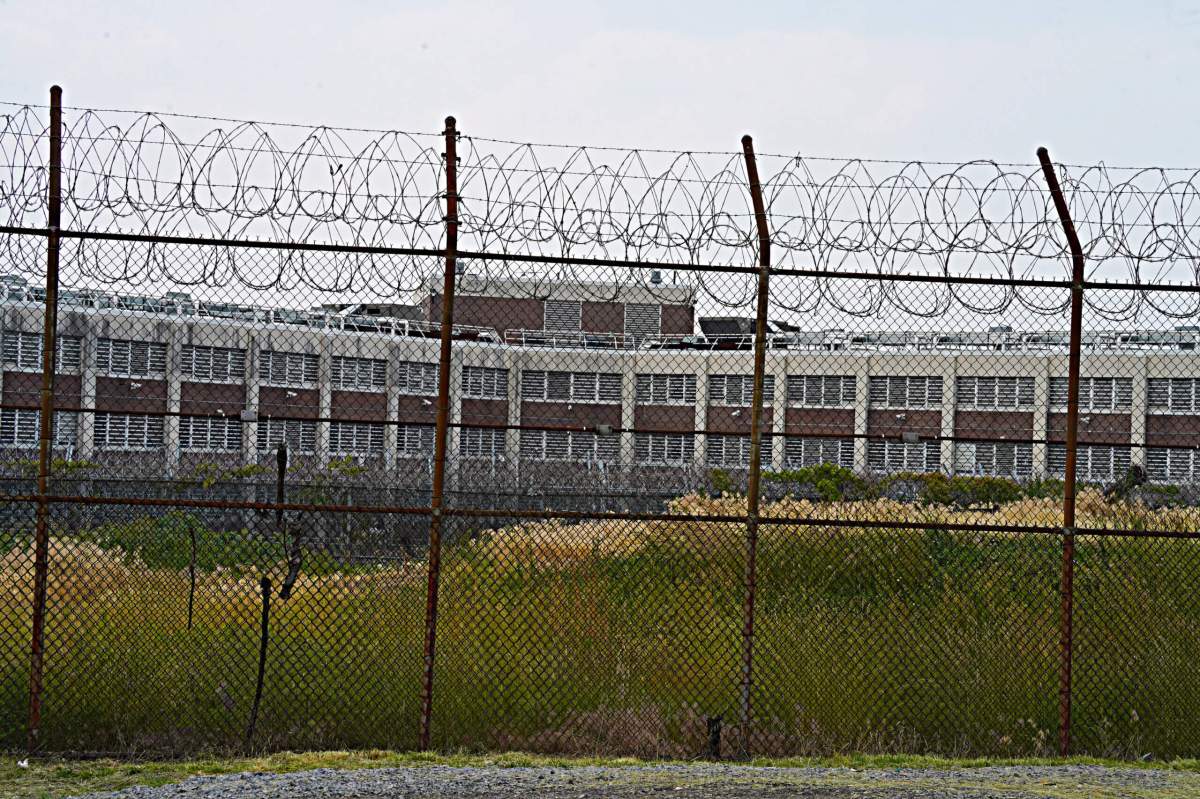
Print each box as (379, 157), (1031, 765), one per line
(0, 274), (1194, 487)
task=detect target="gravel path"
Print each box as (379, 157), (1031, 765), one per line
(71, 763), (1200, 799)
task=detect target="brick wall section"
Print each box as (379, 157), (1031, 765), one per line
(660, 304), (694, 335)
(396, 394), (438, 425)
(581, 302), (624, 334)
(520, 401), (622, 429)
(95, 377), (166, 413)
(179, 382), (245, 416)
(954, 410), (1035, 441)
(1145, 415), (1200, 447)
(634, 405), (695, 433)
(426, 293), (544, 337)
(330, 390), (388, 421)
(460, 398), (508, 426)
(784, 408), (855, 436)
(867, 408), (942, 438)
(1047, 412), (1131, 444)
(3, 372), (81, 409)
(259, 386), (319, 419)
(706, 406), (774, 435)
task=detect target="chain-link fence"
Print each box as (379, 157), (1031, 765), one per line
(2, 89), (1200, 759)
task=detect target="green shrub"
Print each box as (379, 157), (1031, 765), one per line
(3, 457), (100, 478)
(1023, 475), (1064, 499)
(75, 511), (382, 576)
(945, 474), (1025, 507)
(764, 463), (868, 502)
(176, 461), (269, 490)
(877, 472), (1025, 508)
(295, 456), (372, 504)
(707, 468), (734, 496)
(78, 512), (281, 573)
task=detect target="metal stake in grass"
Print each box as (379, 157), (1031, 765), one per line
(246, 575), (271, 748)
(275, 444), (304, 601)
(186, 521), (196, 631)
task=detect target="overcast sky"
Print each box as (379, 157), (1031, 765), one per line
(3, 0), (1199, 165)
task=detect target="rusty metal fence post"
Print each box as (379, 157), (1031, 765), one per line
(418, 115), (459, 750)
(1037, 146), (1085, 757)
(738, 134), (771, 756)
(27, 84), (62, 754)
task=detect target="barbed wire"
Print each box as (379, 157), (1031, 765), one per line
(2, 104), (1199, 320)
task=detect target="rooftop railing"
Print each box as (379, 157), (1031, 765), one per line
(0, 282), (503, 343)
(5, 278), (1200, 354)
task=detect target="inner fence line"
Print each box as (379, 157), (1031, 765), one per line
(6, 491), (1198, 538)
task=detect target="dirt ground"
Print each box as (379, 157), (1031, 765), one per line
(68, 763), (1200, 799)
